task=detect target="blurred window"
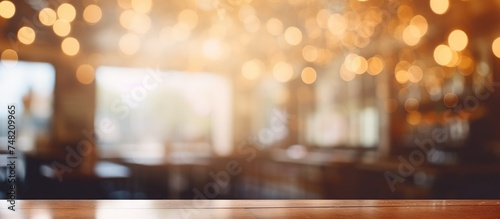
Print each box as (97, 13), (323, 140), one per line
(95, 66), (232, 159)
(0, 61), (55, 152)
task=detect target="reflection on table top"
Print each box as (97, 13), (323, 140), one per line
(1, 200), (499, 219)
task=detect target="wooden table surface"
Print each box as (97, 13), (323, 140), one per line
(1, 200), (499, 218)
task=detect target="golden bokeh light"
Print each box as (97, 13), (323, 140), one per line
(273, 61), (294, 83)
(446, 49), (461, 67)
(492, 37), (500, 58)
(434, 44), (453, 66)
(76, 64), (95, 84)
(83, 4), (102, 24)
(284, 26), (302, 46)
(18, 26), (36, 45)
(119, 33), (141, 55)
(402, 25), (421, 46)
(302, 45), (319, 62)
(266, 18), (283, 36)
(328, 13), (346, 35)
(345, 53), (367, 74)
(0, 0), (15, 19)
(458, 55), (474, 76)
(443, 93), (458, 107)
(242, 15), (261, 33)
(57, 3), (76, 22)
(39, 8), (57, 26)
(367, 56), (384, 75)
(120, 10), (151, 33)
(410, 15), (428, 37)
(395, 70), (409, 84)
(119, 9), (135, 29)
(407, 112), (422, 125)
(1, 49), (18, 67)
(316, 9), (330, 29)
(354, 56), (368, 74)
(448, 29), (468, 51)
(61, 37), (80, 56)
(53, 19), (71, 37)
(76, 64), (95, 85)
(397, 5), (414, 21)
(340, 64), (356, 81)
(404, 98), (419, 112)
(407, 65), (423, 83)
(344, 11), (361, 31)
(131, 0), (152, 14)
(301, 67), (317, 84)
(242, 59), (263, 81)
(430, 0), (449, 15)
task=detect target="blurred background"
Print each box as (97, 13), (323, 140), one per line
(1, 0), (500, 199)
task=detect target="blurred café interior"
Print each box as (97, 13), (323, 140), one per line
(1, 0), (500, 199)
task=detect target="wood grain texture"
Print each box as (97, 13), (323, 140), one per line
(1, 200), (499, 219)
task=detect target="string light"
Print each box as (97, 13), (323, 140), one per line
(0, 1), (15, 19)
(61, 37), (80, 56)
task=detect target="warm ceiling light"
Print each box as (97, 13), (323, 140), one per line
(406, 112), (422, 125)
(53, 19), (71, 37)
(301, 67), (317, 84)
(434, 44), (453, 66)
(61, 37), (80, 56)
(18, 26), (36, 45)
(367, 56), (384, 75)
(410, 15), (428, 37)
(76, 64), (95, 84)
(407, 65), (423, 83)
(395, 70), (409, 84)
(83, 4), (102, 24)
(316, 9), (330, 29)
(340, 64), (356, 81)
(120, 10), (151, 33)
(284, 26), (302, 46)
(344, 53), (367, 74)
(404, 98), (419, 112)
(302, 45), (318, 62)
(448, 29), (468, 51)
(39, 8), (57, 26)
(1, 49), (18, 67)
(327, 13), (346, 35)
(491, 37), (500, 58)
(0, 1), (15, 19)
(402, 25), (421, 46)
(443, 93), (458, 107)
(266, 18), (283, 36)
(57, 3), (76, 22)
(430, 0), (449, 15)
